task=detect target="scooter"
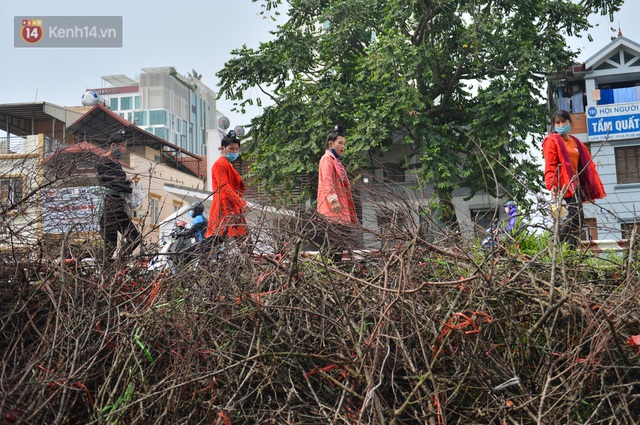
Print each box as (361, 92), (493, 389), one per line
(147, 220), (197, 273)
(481, 219), (503, 252)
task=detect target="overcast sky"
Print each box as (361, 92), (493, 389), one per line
(1, 1), (639, 129)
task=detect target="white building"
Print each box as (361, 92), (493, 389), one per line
(89, 67), (218, 157)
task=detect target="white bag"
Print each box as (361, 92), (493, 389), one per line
(127, 181), (146, 211)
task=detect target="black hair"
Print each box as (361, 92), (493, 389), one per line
(109, 129), (129, 145)
(551, 110), (573, 125)
(189, 202), (204, 217)
(221, 129), (241, 148)
(326, 124), (346, 147)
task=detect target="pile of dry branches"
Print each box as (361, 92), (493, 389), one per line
(1, 202), (639, 425)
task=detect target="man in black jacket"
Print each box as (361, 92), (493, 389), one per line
(96, 135), (140, 261)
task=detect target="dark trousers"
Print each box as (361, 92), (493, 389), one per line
(313, 218), (360, 261)
(560, 194), (585, 248)
(100, 197), (141, 260)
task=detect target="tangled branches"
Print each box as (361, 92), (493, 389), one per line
(1, 201), (640, 424)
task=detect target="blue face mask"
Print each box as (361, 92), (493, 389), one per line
(226, 152), (239, 162)
(111, 147), (124, 159)
(555, 124), (571, 135)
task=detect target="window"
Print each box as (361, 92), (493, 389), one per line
(120, 96), (133, 110)
(382, 164), (406, 183)
(615, 146), (640, 184)
(0, 177), (24, 209)
(471, 208), (498, 237)
(584, 217), (597, 241)
(134, 111), (147, 125)
(154, 127), (168, 140)
(149, 110), (167, 125)
(150, 197), (160, 224)
(621, 222), (638, 240)
(110, 97), (119, 110)
(76, 161), (93, 170)
(376, 207), (408, 248)
(134, 96), (140, 109)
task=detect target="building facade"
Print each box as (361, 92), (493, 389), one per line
(548, 35), (640, 241)
(90, 67), (217, 156)
(0, 102), (209, 257)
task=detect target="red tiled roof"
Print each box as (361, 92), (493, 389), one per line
(177, 155), (207, 180)
(43, 140), (132, 168)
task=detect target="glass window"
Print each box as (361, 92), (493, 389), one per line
(110, 97), (119, 110)
(120, 96), (133, 110)
(615, 146), (640, 184)
(154, 127), (168, 140)
(0, 177), (24, 209)
(383, 164), (406, 183)
(134, 111), (147, 126)
(150, 197), (159, 224)
(471, 208), (498, 237)
(621, 222), (638, 240)
(149, 110), (167, 125)
(134, 96), (140, 109)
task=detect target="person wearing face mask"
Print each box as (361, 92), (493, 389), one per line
(204, 130), (249, 241)
(503, 200), (518, 234)
(176, 202), (208, 242)
(96, 131), (141, 261)
(315, 124), (358, 260)
(542, 110), (606, 248)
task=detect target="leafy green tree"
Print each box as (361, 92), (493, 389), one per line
(217, 0), (622, 223)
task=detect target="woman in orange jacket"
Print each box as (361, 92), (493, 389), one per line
(543, 110), (606, 247)
(205, 130), (249, 240)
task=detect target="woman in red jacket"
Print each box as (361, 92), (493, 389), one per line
(543, 110), (606, 247)
(205, 130), (248, 240)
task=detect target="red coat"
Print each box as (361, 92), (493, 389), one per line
(205, 156), (247, 238)
(542, 133), (606, 201)
(317, 150), (357, 224)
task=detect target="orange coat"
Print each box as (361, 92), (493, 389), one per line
(317, 150), (357, 224)
(542, 133), (606, 201)
(205, 156), (247, 238)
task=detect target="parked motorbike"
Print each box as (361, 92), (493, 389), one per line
(147, 220), (198, 273)
(481, 219), (503, 252)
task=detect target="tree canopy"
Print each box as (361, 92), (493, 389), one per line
(217, 0), (623, 220)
